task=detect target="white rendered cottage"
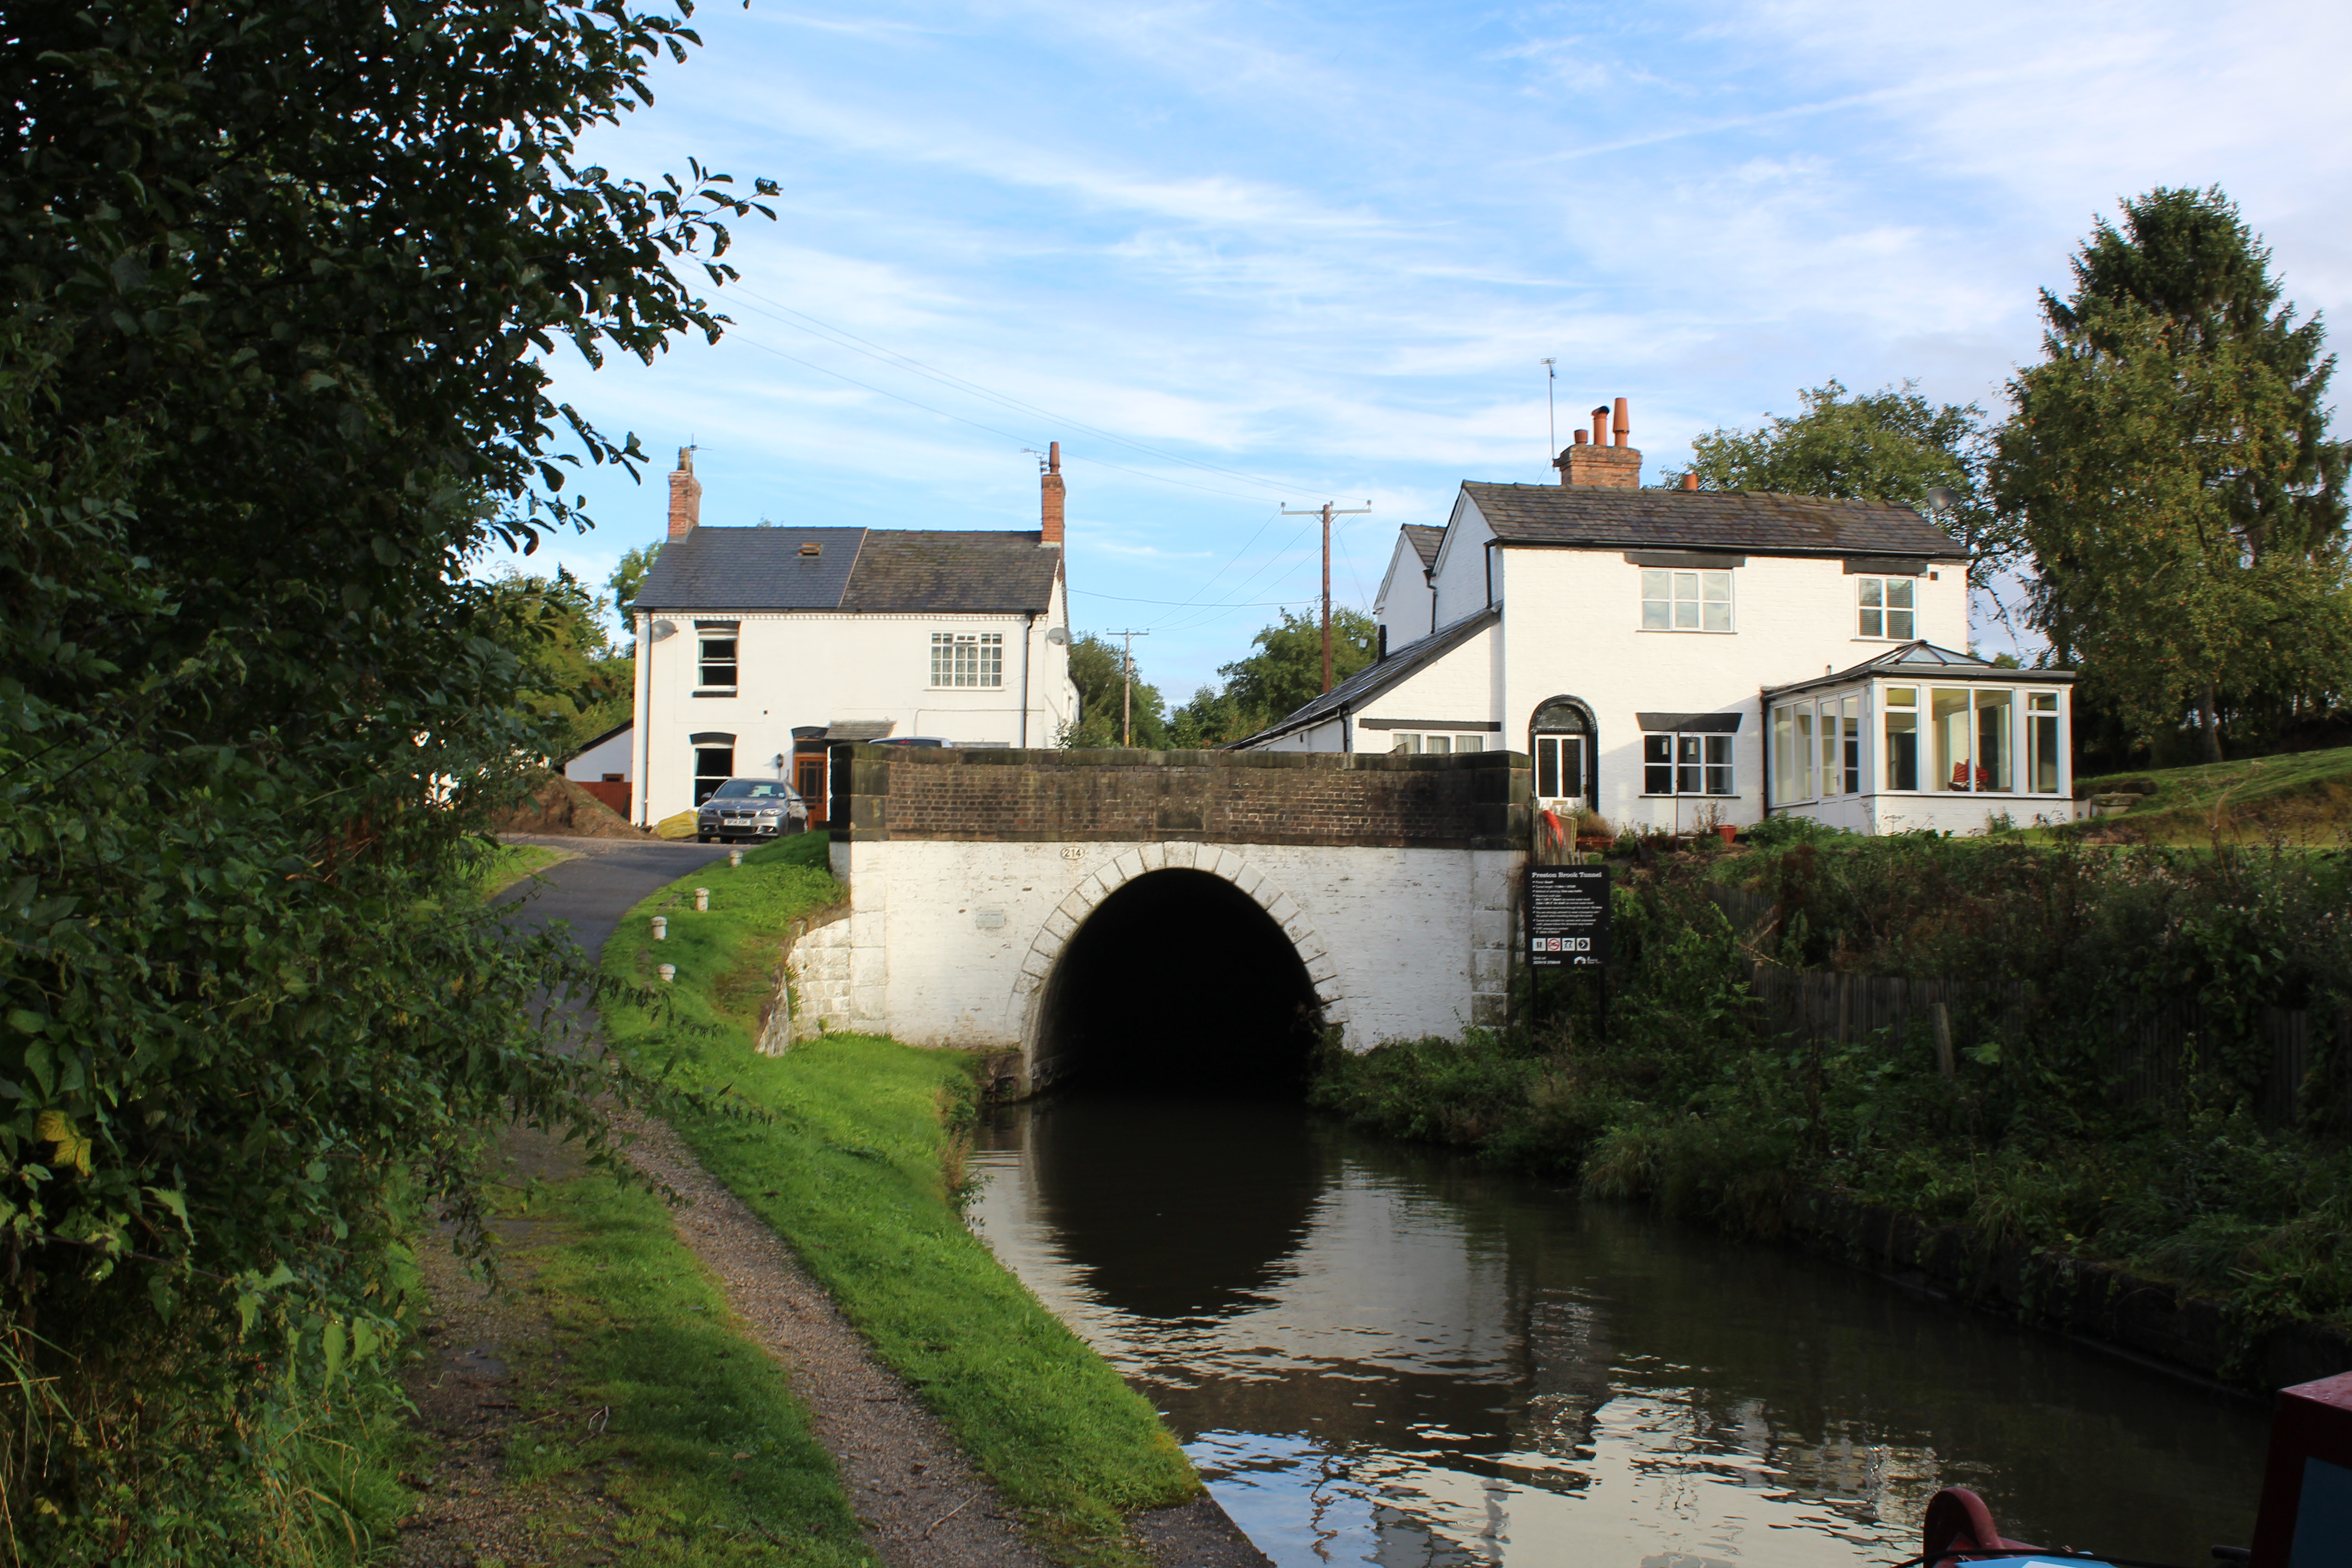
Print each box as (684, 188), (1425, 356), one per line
(1240, 398), (2078, 835)
(627, 448), (1079, 827)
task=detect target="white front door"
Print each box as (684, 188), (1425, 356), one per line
(1534, 733), (1586, 813)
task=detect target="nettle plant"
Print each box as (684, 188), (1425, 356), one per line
(1, 0), (769, 1553)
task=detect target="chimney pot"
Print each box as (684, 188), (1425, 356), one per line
(1591, 406), (1609, 448)
(1613, 397), (1629, 449)
(666, 446), (703, 538)
(1040, 439), (1066, 547)
(1573, 429), (1588, 445)
(1681, 472), (1698, 491)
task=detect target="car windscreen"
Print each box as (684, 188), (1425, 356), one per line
(710, 779), (794, 800)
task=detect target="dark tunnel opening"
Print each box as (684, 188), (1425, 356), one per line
(1034, 868), (1323, 1095)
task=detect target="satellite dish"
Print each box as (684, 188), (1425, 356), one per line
(651, 618), (678, 641)
(1924, 486), (1958, 515)
(1044, 627), (1070, 645)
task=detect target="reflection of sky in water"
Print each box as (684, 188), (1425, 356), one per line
(967, 1100), (2265, 1568)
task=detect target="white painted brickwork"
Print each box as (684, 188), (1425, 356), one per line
(809, 836), (1518, 1078)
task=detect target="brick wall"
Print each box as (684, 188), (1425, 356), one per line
(834, 747), (1528, 849)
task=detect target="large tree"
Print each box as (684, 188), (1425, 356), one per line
(1167, 608), (1378, 746)
(0, 1), (764, 1550)
(1063, 633), (1170, 748)
(1996, 187), (2351, 759)
(1671, 380), (2014, 594)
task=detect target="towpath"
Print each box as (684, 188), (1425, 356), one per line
(397, 835), (1262, 1568)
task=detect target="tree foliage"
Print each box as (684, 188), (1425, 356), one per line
(1061, 633), (1169, 749)
(0, 0), (765, 1553)
(1997, 187), (2352, 758)
(484, 567), (636, 753)
(1670, 380), (2009, 591)
(1166, 608), (1378, 747)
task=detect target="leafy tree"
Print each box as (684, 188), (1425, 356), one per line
(484, 567), (636, 752)
(1996, 187), (2352, 759)
(1668, 380), (2013, 594)
(1062, 633), (1169, 748)
(0, 0), (765, 1552)
(608, 540), (662, 650)
(1165, 608), (1378, 746)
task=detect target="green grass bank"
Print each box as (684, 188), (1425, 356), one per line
(1313, 826), (2352, 1380)
(594, 832), (1199, 1568)
(476, 1159), (874, 1565)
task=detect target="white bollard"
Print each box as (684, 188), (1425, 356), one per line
(657, 963), (676, 984)
(729, 848), (744, 868)
(650, 916), (667, 941)
(694, 887), (710, 912)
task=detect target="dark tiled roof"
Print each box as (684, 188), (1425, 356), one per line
(1460, 484), (1967, 559)
(1401, 524), (1444, 570)
(632, 528), (1060, 614)
(1235, 605), (1501, 748)
(837, 531), (1061, 614)
(633, 527), (866, 611)
(1762, 641), (2077, 698)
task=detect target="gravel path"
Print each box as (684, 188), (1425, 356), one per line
(621, 1114), (1054, 1567)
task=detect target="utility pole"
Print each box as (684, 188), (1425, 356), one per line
(1282, 501), (1372, 693)
(1107, 629), (1149, 746)
(1541, 359), (1557, 464)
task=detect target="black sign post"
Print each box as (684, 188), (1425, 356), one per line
(1528, 865), (1612, 1038)
(1527, 866), (1610, 967)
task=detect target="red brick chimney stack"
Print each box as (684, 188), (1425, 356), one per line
(1554, 397), (1642, 488)
(666, 446), (702, 538)
(1040, 441), (1065, 547)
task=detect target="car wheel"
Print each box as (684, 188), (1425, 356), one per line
(697, 834), (710, 843)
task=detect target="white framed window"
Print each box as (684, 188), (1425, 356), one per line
(1857, 576), (1916, 639)
(1641, 568), (1732, 632)
(930, 631), (1003, 688)
(1642, 732), (1735, 796)
(1389, 733), (1486, 755)
(698, 634), (738, 690)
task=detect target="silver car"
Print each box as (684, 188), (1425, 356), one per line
(695, 778), (808, 843)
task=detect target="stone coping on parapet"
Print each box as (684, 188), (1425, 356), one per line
(829, 744), (1530, 852)
(862, 746), (1528, 771)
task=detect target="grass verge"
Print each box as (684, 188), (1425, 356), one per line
(2071, 744), (2352, 844)
(596, 832), (1199, 1568)
(485, 1161), (874, 1566)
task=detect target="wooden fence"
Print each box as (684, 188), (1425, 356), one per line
(1700, 885), (2350, 1128)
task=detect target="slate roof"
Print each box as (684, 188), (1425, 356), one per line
(1233, 605), (1501, 748)
(1762, 641), (2077, 699)
(1460, 484), (1967, 560)
(1401, 524), (1444, 571)
(632, 527), (1060, 614)
(837, 531), (1061, 615)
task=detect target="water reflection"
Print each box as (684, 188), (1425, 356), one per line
(970, 1094), (2267, 1568)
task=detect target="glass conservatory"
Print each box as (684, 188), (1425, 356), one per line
(1761, 643), (2077, 835)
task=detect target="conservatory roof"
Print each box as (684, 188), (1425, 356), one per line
(1760, 642), (2077, 700)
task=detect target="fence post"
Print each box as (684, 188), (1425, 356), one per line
(1932, 1002), (1955, 1080)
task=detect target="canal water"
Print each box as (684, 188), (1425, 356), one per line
(969, 1093), (2270, 1568)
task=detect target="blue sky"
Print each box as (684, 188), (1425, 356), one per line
(510, 0), (2352, 698)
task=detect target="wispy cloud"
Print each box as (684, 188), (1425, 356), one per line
(520, 0), (2347, 686)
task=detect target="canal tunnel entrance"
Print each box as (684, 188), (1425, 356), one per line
(1034, 868), (1323, 1093)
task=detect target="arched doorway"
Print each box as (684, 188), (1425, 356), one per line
(1032, 868), (1323, 1093)
(1529, 696), (1597, 813)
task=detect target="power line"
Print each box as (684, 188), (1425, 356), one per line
(1281, 501), (1373, 692)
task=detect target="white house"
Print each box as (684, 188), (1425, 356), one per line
(628, 447), (1079, 827)
(1241, 397), (2078, 835)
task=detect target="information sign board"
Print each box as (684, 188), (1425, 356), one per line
(1527, 866), (1611, 968)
